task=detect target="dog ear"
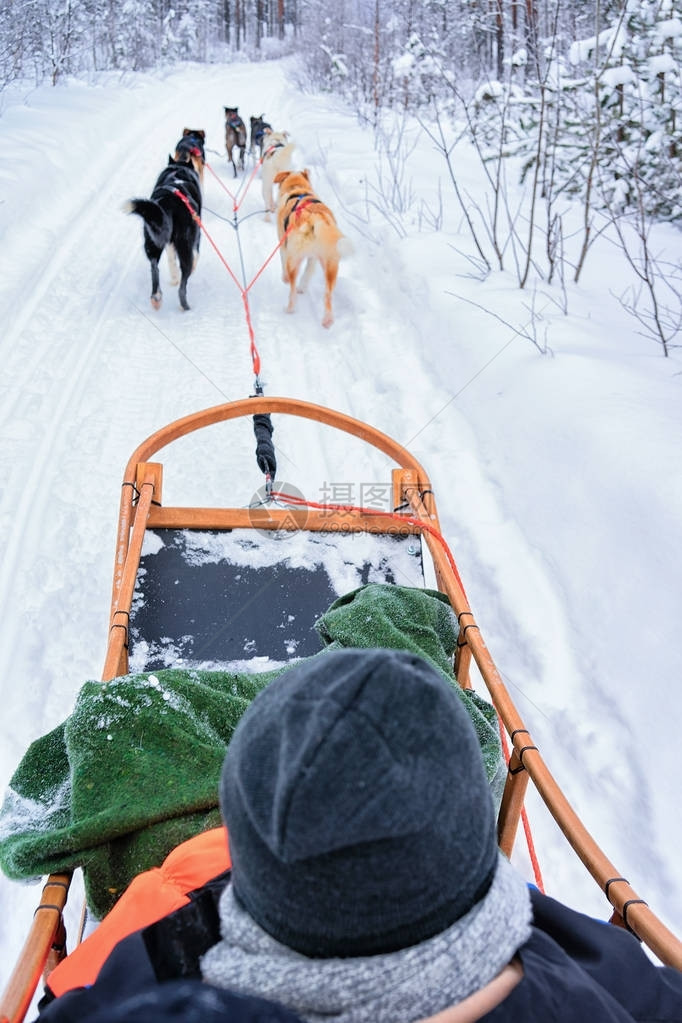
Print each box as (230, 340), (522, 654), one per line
(182, 127), (191, 136)
(274, 171), (290, 185)
(302, 168), (311, 181)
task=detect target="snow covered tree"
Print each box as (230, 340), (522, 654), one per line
(597, 0), (682, 221)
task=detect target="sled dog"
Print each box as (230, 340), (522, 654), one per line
(173, 128), (206, 184)
(224, 106), (247, 177)
(261, 131), (295, 219)
(124, 157), (201, 311)
(274, 168), (350, 329)
(250, 114), (273, 158)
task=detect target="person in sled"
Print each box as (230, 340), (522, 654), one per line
(37, 648), (682, 1022)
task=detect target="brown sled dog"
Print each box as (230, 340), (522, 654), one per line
(224, 106), (247, 177)
(274, 169), (350, 328)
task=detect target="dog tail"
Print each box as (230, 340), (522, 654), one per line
(337, 236), (355, 259)
(124, 198), (172, 248)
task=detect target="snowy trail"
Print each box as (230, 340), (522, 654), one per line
(1, 59), (681, 994)
(0, 65), (467, 986)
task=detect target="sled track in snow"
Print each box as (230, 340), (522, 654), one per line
(0, 79), (229, 689)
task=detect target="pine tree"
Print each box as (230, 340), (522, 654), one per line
(596, 0), (682, 221)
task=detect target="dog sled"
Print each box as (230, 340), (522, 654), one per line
(1, 395), (681, 1023)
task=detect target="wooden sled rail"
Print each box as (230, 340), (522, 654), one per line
(414, 513), (682, 969)
(0, 874), (70, 1023)
(2, 398), (680, 1023)
(110, 397), (682, 968)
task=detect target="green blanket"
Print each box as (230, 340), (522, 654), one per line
(0, 584), (503, 918)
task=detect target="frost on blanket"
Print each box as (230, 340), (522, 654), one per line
(0, 584), (503, 919)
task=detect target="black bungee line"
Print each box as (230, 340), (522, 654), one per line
(213, 170), (278, 490)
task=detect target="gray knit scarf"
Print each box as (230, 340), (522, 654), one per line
(201, 852), (532, 1023)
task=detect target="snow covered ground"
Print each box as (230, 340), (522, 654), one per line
(1, 58), (681, 995)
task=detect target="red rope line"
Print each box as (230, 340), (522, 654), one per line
(172, 187), (263, 373)
(269, 490), (469, 601)
(268, 487), (544, 882)
(205, 160), (238, 208)
(204, 158), (262, 213)
(173, 189), (319, 379)
(246, 234), (289, 291)
(174, 177), (546, 896)
(240, 158), (264, 207)
(498, 722), (545, 892)
(244, 200), (316, 291)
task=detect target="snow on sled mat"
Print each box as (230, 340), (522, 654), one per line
(130, 528), (425, 671)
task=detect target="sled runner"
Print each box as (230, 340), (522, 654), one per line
(1, 396), (681, 1023)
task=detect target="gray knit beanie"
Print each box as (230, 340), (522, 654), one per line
(219, 648), (497, 958)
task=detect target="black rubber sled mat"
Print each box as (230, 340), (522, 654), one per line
(129, 528), (425, 671)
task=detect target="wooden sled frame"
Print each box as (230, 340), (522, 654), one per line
(2, 396), (681, 1023)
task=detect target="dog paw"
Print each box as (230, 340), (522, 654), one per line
(322, 314), (334, 328)
(151, 293), (162, 310)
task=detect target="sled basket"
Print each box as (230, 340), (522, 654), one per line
(2, 395), (681, 1023)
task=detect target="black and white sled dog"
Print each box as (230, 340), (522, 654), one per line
(124, 157), (202, 311)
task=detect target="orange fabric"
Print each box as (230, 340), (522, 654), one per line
(47, 827), (231, 997)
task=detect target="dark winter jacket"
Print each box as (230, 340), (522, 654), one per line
(36, 877), (682, 1023)
(41, 976), (304, 1023)
(489, 889), (682, 1021)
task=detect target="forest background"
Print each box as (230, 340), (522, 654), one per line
(3, 0), (681, 351)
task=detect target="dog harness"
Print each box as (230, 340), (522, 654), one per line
(176, 140), (204, 164)
(263, 141), (285, 160)
(159, 179), (200, 215)
(282, 193), (322, 234)
(253, 123), (272, 145)
(179, 132), (204, 147)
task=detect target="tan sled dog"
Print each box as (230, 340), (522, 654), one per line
(261, 131), (295, 219)
(274, 169), (349, 328)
